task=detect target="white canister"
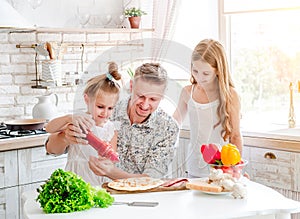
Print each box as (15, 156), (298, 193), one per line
(41, 60), (62, 86)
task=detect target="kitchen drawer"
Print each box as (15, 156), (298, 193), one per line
(18, 146), (67, 185)
(0, 150), (18, 189)
(247, 146), (296, 190)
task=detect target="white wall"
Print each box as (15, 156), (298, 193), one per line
(173, 0), (219, 49)
(6, 0), (152, 28)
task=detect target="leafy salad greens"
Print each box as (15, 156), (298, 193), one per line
(36, 168), (114, 213)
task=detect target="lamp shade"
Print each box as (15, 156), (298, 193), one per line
(0, 0), (34, 29)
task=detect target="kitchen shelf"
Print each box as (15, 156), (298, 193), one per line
(36, 27), (154, 34)
(8, 27), (154, 34)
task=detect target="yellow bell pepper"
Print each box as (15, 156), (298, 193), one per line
(221, 143), (241, 165)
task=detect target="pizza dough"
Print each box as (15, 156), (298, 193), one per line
(107, 177), (165, 191)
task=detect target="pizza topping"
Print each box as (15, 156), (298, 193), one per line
(161, 178), (189, 187)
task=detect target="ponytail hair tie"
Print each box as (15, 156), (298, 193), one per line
(106, 72), (113, 81)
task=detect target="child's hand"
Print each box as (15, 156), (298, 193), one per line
(70, 113), (95, 134)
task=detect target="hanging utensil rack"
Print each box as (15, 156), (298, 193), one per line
(16, 42), (144, 89)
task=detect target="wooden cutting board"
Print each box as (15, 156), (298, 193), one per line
(102, 179), (188, 194)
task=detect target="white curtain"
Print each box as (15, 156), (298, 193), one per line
(151, 0), (181, 61)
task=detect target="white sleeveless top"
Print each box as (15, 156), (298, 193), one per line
(187, 85), (226, 178)
(65, 120), (115, 186)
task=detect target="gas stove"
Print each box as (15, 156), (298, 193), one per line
(0, 128), (47, 140)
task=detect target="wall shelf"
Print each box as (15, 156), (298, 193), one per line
(35, 27), (154, 34)
(8, 27), (154, 34)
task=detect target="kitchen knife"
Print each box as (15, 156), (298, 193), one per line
(113, 201), (159, 207)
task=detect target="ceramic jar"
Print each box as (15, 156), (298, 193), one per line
(32, 93), (58, 121)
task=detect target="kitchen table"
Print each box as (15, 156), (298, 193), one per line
(23, 178), (300, 219)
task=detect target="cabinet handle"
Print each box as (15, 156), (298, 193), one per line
(264, 152), (276, 159)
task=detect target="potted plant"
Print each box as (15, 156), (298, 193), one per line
(124, 7), (147, 29)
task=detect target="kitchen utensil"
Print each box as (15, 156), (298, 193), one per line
(46, 42), (55, 59)
(16, 44), (49, 56)
(32, 93), (58, 121)
(5, 119), (45, 131)
(113, 201), (159, 207)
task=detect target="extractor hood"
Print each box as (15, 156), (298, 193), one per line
(0, 0), (34, 30)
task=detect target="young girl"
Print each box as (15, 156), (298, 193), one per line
(45, 62), (121, 185)
(173, 39), (242, 178)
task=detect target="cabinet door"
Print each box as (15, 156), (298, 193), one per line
(0, 187), (19, 219)
(18, 146), (67, 185)
(19, 182), (43, 219)
(0, 150), (18, 189)
(247, 146), (295, 190)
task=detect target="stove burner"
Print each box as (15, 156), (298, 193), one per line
(8, 129), (38, 137)
(0, 129), (47, 139)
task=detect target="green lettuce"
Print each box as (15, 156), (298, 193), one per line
(36, 168), (114, 213)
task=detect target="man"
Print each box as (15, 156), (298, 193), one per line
(89, 63), (179, 179)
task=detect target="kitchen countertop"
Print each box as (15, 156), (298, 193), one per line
(179, 125), (300, 153)
(0, 134), (48, 152)
(23, 178), (300, 219)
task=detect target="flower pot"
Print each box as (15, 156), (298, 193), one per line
(128, 16), (141, 28)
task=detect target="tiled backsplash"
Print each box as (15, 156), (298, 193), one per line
(0, 29), (150, 122)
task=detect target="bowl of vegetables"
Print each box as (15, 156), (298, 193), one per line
(201, 143), (247, 180)
(209, 159), (248, 179)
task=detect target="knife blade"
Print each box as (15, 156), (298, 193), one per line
(113, 201), (159, 207)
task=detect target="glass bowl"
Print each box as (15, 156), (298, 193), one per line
(209, 160), (248, 180)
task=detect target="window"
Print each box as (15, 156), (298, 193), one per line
(220, 0), (300, 130)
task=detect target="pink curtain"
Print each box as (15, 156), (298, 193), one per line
(151, 0), (181, 61)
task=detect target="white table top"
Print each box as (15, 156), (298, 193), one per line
(23, 179), (300, 219)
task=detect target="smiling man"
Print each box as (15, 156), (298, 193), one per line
(89, 63), (179, 179)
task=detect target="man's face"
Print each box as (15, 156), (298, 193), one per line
(130, 78), (165, 122)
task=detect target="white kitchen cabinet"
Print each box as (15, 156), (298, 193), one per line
(18, 147), (67, 185)
(0, 146), (67, 219)
(0, 150), (18, 189)
(244, 145), (300, 219)
(0, 186), (19, 219)
(244, 145), (299, 191)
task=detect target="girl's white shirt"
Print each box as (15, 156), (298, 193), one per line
(65, 120), (115, 186)
(187, 85), (227, 178)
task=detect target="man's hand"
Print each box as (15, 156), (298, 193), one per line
(88, 156), (115, 177)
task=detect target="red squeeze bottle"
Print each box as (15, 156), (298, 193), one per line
(86, 131), (119, 162)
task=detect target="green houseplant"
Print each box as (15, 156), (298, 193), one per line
(124, 7), (147, 29)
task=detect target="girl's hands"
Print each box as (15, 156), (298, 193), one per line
(70, 113), (95, 134)
(64, 113), (95, 145)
